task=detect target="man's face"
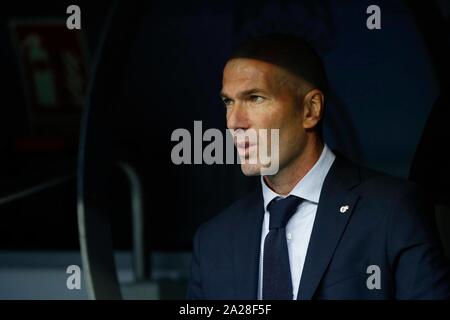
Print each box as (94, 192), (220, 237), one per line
(221, 58), (307, 176)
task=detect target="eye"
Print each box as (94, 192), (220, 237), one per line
(222, 98), (233, 107)
(250, 95), (265, 104)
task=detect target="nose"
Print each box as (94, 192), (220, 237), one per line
(226, 104), (250, 131)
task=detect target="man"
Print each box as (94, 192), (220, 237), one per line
(187, 33), (450, 299)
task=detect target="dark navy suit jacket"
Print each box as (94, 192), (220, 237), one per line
(187, 156), (450, 299)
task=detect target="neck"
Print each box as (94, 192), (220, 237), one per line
(264, 136), (324, 195)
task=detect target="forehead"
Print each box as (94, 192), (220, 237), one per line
(222, 58), (280, 91)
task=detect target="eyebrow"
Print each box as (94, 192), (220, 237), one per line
(220, 88), (268, 100)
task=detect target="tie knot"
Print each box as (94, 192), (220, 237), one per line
(267, 195), (302, 229)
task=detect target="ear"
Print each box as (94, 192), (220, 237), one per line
(302, 89), (324, 130)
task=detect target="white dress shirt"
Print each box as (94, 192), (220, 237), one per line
(258, 144), (336, 300)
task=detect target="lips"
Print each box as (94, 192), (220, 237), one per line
(235, 142), (257, 159)
(236, 141), (256, 149)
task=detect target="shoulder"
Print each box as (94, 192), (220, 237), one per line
(340, 157), (434, 228)
(193, 189), (261, 242)
(332, 155), (431, 220)
(334, 157), (438, 248)
(357, 163), (426, 201)
(334, 155), (426, 200)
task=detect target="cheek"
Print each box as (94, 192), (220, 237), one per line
(251, 104), (284, 129)
(271, 112), (302, 141)
(248, 100), (301, 137)
(278, 111), (305, 152)
(283, 118), (305, 143)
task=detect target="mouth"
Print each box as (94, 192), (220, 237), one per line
(236, 141), (250, 148)
(235, 141), (257, 157)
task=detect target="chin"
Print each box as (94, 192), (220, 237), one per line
(240, 164), (262, 176)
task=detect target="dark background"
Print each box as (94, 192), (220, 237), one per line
(0, 0), (449, 299)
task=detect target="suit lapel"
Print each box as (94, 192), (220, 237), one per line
(232, 190), (265, 299)
(297, 156), (361, 300)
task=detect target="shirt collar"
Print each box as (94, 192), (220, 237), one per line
(261, 144), (336, 210)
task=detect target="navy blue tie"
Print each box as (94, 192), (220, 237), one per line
(263, 195), (302, 300)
